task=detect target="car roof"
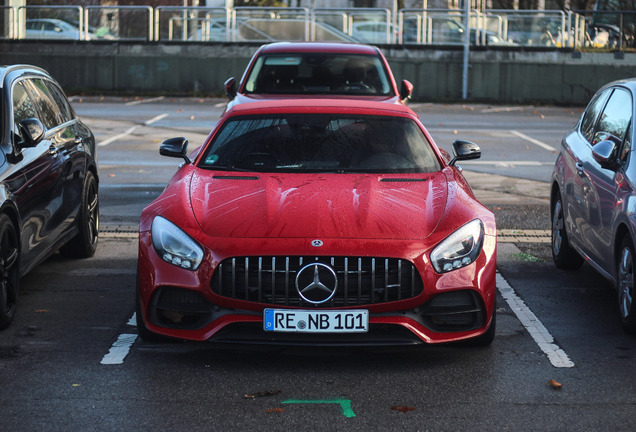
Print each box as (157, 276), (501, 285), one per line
(602, 77), (636, 93)
(0, 64), (50, 89)
(226, 98), (416, 117)
(257, 42), (382, 56)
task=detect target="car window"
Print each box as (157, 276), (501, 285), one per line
(12, 80), (38, 127)
(596, 88), (631, 145)
(44, 80), (74, 123)
(580, 88), (611, 144)
(25, 78), (66, 129)
(199, 113), (441, 173)
(244, 53), (392, 96)
(619, 122), (632, 164)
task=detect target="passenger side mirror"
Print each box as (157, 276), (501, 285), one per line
(17, 118), (45, 148)
(592, 139), (620, 170)
(449, 140), (481, 166)
(224, 77), (237, 100)
(399, 79), (413, 102)
(160, 137), (191, 164)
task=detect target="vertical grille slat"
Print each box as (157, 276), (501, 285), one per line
(211, 255), (424, 307)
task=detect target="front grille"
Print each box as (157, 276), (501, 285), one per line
(211, 256), (424, 307)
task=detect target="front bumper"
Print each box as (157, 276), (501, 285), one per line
(137, 232), (497, 345)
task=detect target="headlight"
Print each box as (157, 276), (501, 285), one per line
(151, 216), (204, 270)
(430, 219), (484, 273)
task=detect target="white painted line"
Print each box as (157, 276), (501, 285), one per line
(125, 96), (165, 106)
(100, 333), (137, 365)
(98, 113), (169, 146)
(128, 313), (136, 326)
(511, 130), (557, 152)
(98, 125), (139, 147)
(497, 272), (575, 368)
(481, 106), (534, 113)
(144, 113), (169, 125)
(214, 101), (227, 108)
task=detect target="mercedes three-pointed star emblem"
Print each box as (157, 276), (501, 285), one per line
(295, 262), (338, 304)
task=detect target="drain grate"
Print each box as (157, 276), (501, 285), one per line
(97, 226), (551, 243)
(100, 224), (139, 238)
(497, 229), (550, 243)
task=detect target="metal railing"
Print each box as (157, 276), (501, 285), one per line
(0, 5), (632, 51)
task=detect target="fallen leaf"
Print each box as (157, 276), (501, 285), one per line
(244, 390), (281, 399)
(265, 408), (284, 414)
(548, 379), (562, 390)
(391, 405), (415, 413)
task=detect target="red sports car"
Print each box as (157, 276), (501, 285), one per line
(136, 99), (497, 346)
(224, 42), (413, 110)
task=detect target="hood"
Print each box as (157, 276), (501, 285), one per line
(190, 172), (448, 239)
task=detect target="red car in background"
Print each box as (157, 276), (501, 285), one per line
(136, 99), (496, 346)
(224, 42), (413, 110)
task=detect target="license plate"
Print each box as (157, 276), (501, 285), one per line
(263, 309), (368, 333)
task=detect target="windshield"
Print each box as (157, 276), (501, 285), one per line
(244, 53), (393, 96)
(199, 113), (441, 173)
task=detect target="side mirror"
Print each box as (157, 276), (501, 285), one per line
(592, 139), (620, 170)
(449, 140), (481, 166)
(17, 118), (45, 148)
(160, 137), (191, 164)
(399, 79), (413, 102)
(224, 77), (237, 100)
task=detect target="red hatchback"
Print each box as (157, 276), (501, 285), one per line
(136, 99), (496, 346)
(224, 42), (413, 110)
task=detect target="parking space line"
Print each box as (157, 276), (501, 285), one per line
(497, 272), (575, 368)
(97, 113), (169, 146)
(510, 130), (557, 152)
(125, 96), (165, 106)
(100, 313), (137, 365)
(143, 113), (169, 125)
(481, 106), (535, 113)
(98, 125), (139, 147)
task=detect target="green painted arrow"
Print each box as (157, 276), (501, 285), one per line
(282, 398), (356, 418)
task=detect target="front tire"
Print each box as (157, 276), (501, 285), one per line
(0, 214), (19, 330)
(616, 237), (636, 334)
(551, 191), (583, 270)
(60, 171), (99, 258)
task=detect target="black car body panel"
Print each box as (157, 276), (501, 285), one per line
(0, 64), (98, 328)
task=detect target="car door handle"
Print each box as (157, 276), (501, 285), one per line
(48, 145), (59, 156)
(75, 137), (84, 148)
(576, 162), (584, 176)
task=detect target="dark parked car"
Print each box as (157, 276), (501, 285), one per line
(0, 65), (99, 329)
(551, 77), (635, 333)
(224, 42), (413, 110)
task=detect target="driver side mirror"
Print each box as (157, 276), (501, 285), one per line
(160, 137), (191, 164)
(399, 79), (413, 102)
(224, 77), (237, 100)
(449, 140), (481, 166)
(592, 139), (620, 170)
(17, 118), (45, 149)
